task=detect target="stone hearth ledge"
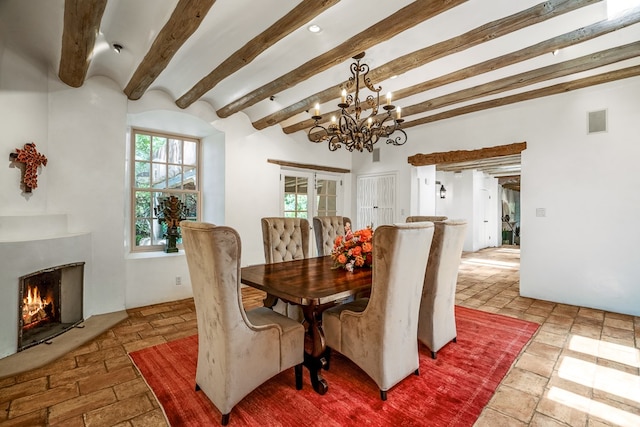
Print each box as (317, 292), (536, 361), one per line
(0, 310), (128, 379)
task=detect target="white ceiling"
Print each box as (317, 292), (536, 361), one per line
(1, 0), (639, 157)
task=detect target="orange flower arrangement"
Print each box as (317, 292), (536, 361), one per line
(331, 223), (374, 272)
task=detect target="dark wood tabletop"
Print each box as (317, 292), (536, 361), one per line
(241, 255), (373, 395)
(240, 255), (372, 306)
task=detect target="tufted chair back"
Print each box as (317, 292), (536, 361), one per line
(322, 222), (435, 400)
(261, 217), (310, 263)
(312, 216), (352, 256)
(180, 221), (304, 425)
(418, 220), (467, 358)
(406, 215), (448, 223)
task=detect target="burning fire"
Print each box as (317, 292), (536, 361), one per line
(22, 285), (55, 327)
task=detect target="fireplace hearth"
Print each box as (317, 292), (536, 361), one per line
(18, 262), (84, 351)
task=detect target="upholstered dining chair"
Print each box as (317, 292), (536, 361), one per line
(261, 217), (310, 320)
(418, 220), (467, 359)
(322, 222), (435, 401)
(181, 221), (305, 426)
(312, 215), (352, 256)
(406, 215), (448, 223)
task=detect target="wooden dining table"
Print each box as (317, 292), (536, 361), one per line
(241, 255), (372, 395)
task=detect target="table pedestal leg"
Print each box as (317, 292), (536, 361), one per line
(301, 304), (330, 395)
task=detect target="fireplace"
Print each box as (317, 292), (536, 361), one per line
(18, 262), (84, 352)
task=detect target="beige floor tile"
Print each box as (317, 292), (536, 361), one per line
(487, 385), (538, 422)
(475, 407), (527, 426)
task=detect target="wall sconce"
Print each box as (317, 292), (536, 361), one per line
(439, 184), (447, 199)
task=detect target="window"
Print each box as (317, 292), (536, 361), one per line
(131, 129), (200, 252)
(281, 170), (343, 219)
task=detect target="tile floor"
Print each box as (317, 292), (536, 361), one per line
(1, 246), (639, 426)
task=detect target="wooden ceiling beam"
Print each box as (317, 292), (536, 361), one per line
(58, 0), (107, 88)
(124, 0), (216, 100)
(176, 0), (339, 109)
(401, 41), (640, 118)
(408, 143), (526, 167)
(265, 0), (605, 133)
(215, 0), (467, 119)
(401, 65), (640, 129)
(296, 23), (640, 137)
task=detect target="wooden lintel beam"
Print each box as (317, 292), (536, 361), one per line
(58, 0), (107, 88)
(124, 0), (216, 100)
(408, 143), (527, 167)
(267, 159), (350, 174)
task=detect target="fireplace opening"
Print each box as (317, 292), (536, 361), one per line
(18, 262), (84, 351)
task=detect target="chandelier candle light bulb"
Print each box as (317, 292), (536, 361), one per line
(307, 52), (407, 152)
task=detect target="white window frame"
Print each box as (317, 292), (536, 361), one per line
(130, 128), (201, 252)
(279, 169), (344, 220)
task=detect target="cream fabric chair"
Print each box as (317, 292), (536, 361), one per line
(406, 215), (448, 223)
(261, 217), (310, 262)
(418, 220), (467, 359)
(181, 221), (305, 426)
(261, 217), (310, 320)
(312, 215), (352, 256)
(322, 222), (435, 400)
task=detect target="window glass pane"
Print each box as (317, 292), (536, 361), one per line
(167, 165), (182, 188)
(151, 163), (167, 188)
(152, 137), (167, 162)
(297, 194), (308, 212)
(152, 221), (167, 246)
(184, 140), (197, 165)
(135, 219), (151, 246)
(135, 134), (151, 161)
(135, 162), (150, 188)
(284, 211), (296, 218)
(297, 178), (307, 193)
(284, 176), (296, 193)
(327, 196), (337, 211)
(135, 191), (152, 218)
(327, 180), (336, 194)
(168, 138), (182, 164)
(184, 194), (197, 219)
(317, 195), (327, 211)
(183, 166), (197, 190)
(284, 193), (296, 212)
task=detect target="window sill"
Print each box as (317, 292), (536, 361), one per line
(126, 250), (185, 260)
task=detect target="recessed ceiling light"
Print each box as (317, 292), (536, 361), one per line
(112, 43), (123, 54)
(390, 75), (399, 79)
(308, 24), (322, 33)
(552, 49), (560, 56)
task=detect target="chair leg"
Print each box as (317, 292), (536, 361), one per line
(380, 390), (387, 401)
(453, 337), (457, 343)
(195, 383), (201, 391)
(431, 350), (437, 359)
(295, 363), (303, 390)
(221, 413), (230, 425)
(414, 368), (420, 376)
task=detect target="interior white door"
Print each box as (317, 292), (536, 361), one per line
(357, 173), (396, 229)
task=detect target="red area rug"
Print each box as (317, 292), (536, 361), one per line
(129, 306), (538, 426)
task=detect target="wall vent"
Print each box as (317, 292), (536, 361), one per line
(588, 109), (607, 134)
(372, 148), (380, 162)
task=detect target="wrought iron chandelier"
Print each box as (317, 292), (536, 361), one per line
(308, 52), (407, 153)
